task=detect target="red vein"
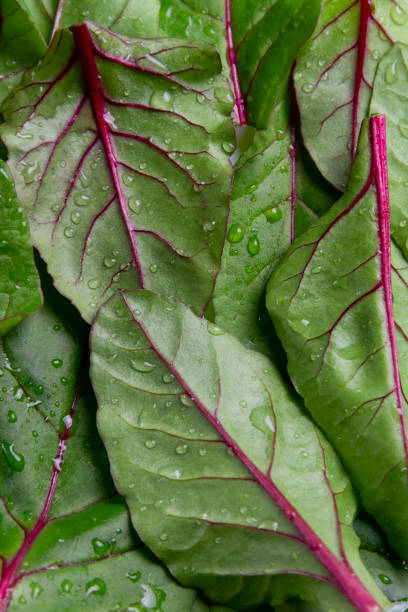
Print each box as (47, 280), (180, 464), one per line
(225, 0), (246, 124)
(0, 387), (80, 611)
(72, 24), (145, 288)
(371, 115), (408, 465)
(121, 293), (382, 612)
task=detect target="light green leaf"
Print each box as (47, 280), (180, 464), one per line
(91, 289), (388, 611)
(0, 23), (233, 323)
(295, 0), (408, 191)
(0, 160), (42, 336)
(267, 116), (408, 559)
(0, 278), (200, 611)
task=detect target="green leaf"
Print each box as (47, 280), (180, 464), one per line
(0, 160), (42, 336)
(370, 43), (408, 260)
(267, 116), (408, 559)
(0, 0), (48, 105)
(295, 0), (408, 191)
(90, 289), (388, 611)
(0, 281), (200, 611)
(0, 23), (233, 323)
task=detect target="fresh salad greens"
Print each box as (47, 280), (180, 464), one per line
(1, 1), (408, 611)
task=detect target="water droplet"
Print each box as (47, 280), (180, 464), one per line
(145, 439), (157, 449)
(227, 223), (244, 243)
(92, 537), (110, 557)
(64, 227), (75, 238)
(301, 83), (313, 94)
(18, 595), (27, 605)
(71, 210), (81, 225)
(250, 406), (275, 435)
(140, 584), (158, 609)
(385, 61), (398, 84)
(88, 279), (100, 290)
(86, 577), (106, 597)
(207, 322), (225, 336)
(390, 5), (407, 25)
(1, 441), (25, 471)
(159, 532), (168, 541)
(129, 197), (142, 213)
(162, 373), (175, 383)
(139, 162), (147, 170)
(199, 448), (207, 456)
(400, 220), (407, 228)
(61, 579), (73, 593)
(312, 266), (322, 274)
(247, 234), (260, 256)
(51, 359), (63, 368)
(399, 124), (408, 139)
(126, 571), (141, 583)
(103, 256), (117, 268)
(149, 263), (158, 273)
(175, 443), (189, 455)
(131, 359), (156, 373)
(122, 173), (134, 187)
(53, 324), (61, 331)
(180, 393), (194, 407)
(378, 573), (392, 585)
(264, 207), (282, 223)
(32, 430), (38, 438)
(203, 220), (216, 232)
(222, 142), (235, 153)
(7, 411), (17, 423)
(30, 582), (43, 599)
(74, 193), (90, 206)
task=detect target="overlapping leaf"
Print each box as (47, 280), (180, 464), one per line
(295, 0), (408, 191)
(370, 43), (408, 260)
(0, 23), (233, 323)
(0, 280), (204, 611)
(267, 116), (408, 559)
(0, 161), (42, 336)
(91, 289), (388, 611)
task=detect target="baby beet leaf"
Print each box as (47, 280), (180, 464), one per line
(267, 115), (408, 559)
(0, 23), (233, 323)
(370, 43), (408, 261)
(0, 296), (200, 611)
(91, 290), (388, 612)
(0, 161), (42, 336)
(295, 0), (408, 192)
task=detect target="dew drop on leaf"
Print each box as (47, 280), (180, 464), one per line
(390, 4), (407, 24)
(7, 410), (17, 423)
(1, 441), (25, 471)
(51, 359), (63, 368)
(149, 264), (158, 273)
(92, 537), (110, 557)
(30, 582), (43, 599)
(227, 223), (244, 243)
(103, 256), (117, 268)
(64, 227), (75, 238)
(175, 443), (188, 455)
(70, 210), (81, 225)
(385, 61), (398, 84)
(145, 439), (157, 449)
(222, 142), (235, 154)
(85, 577), (106, 597)
(126, 571), (141, 583)
(378, 573), (392, 585)
(247, 234), (260, 256)
(61, 579), (73, 593)
(129, 198), (142, 214)
(131, 359), (156, 373)
(264, 207), (282, 223)
(207, 322), (225, 336)
(88, 279), (100, 290)
(74, 193), (90, 206)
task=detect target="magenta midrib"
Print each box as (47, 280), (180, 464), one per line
(351, 0), (370, 156)
(225, 0), (247, 125)
(121, 293), (381, 612)
(71, 24), (145, 289)
(0, 388), (79, 611)
(371, 115), (408, 464)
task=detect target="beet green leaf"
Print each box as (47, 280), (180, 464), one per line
(0, 22), (233, 323)
(91, 289), (388, 612)
(370, 43), (408, 261)
(0, 285), (204, 611)
(0, 160), (42, 336)
(295, 0), (408, 192)
(267, 115), (408, 560)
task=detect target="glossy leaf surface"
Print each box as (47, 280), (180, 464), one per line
(295, 0), (408, 191)
(370, 43), (408, 260)
(0, 23), (233, 323)
(0, 285), (200, 611)
(0, 161), (42, 336)
(91, 289), (388, 612)
(267, 116), (408, 558)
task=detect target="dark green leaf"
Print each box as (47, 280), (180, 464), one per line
(0, 160), (42, 336)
